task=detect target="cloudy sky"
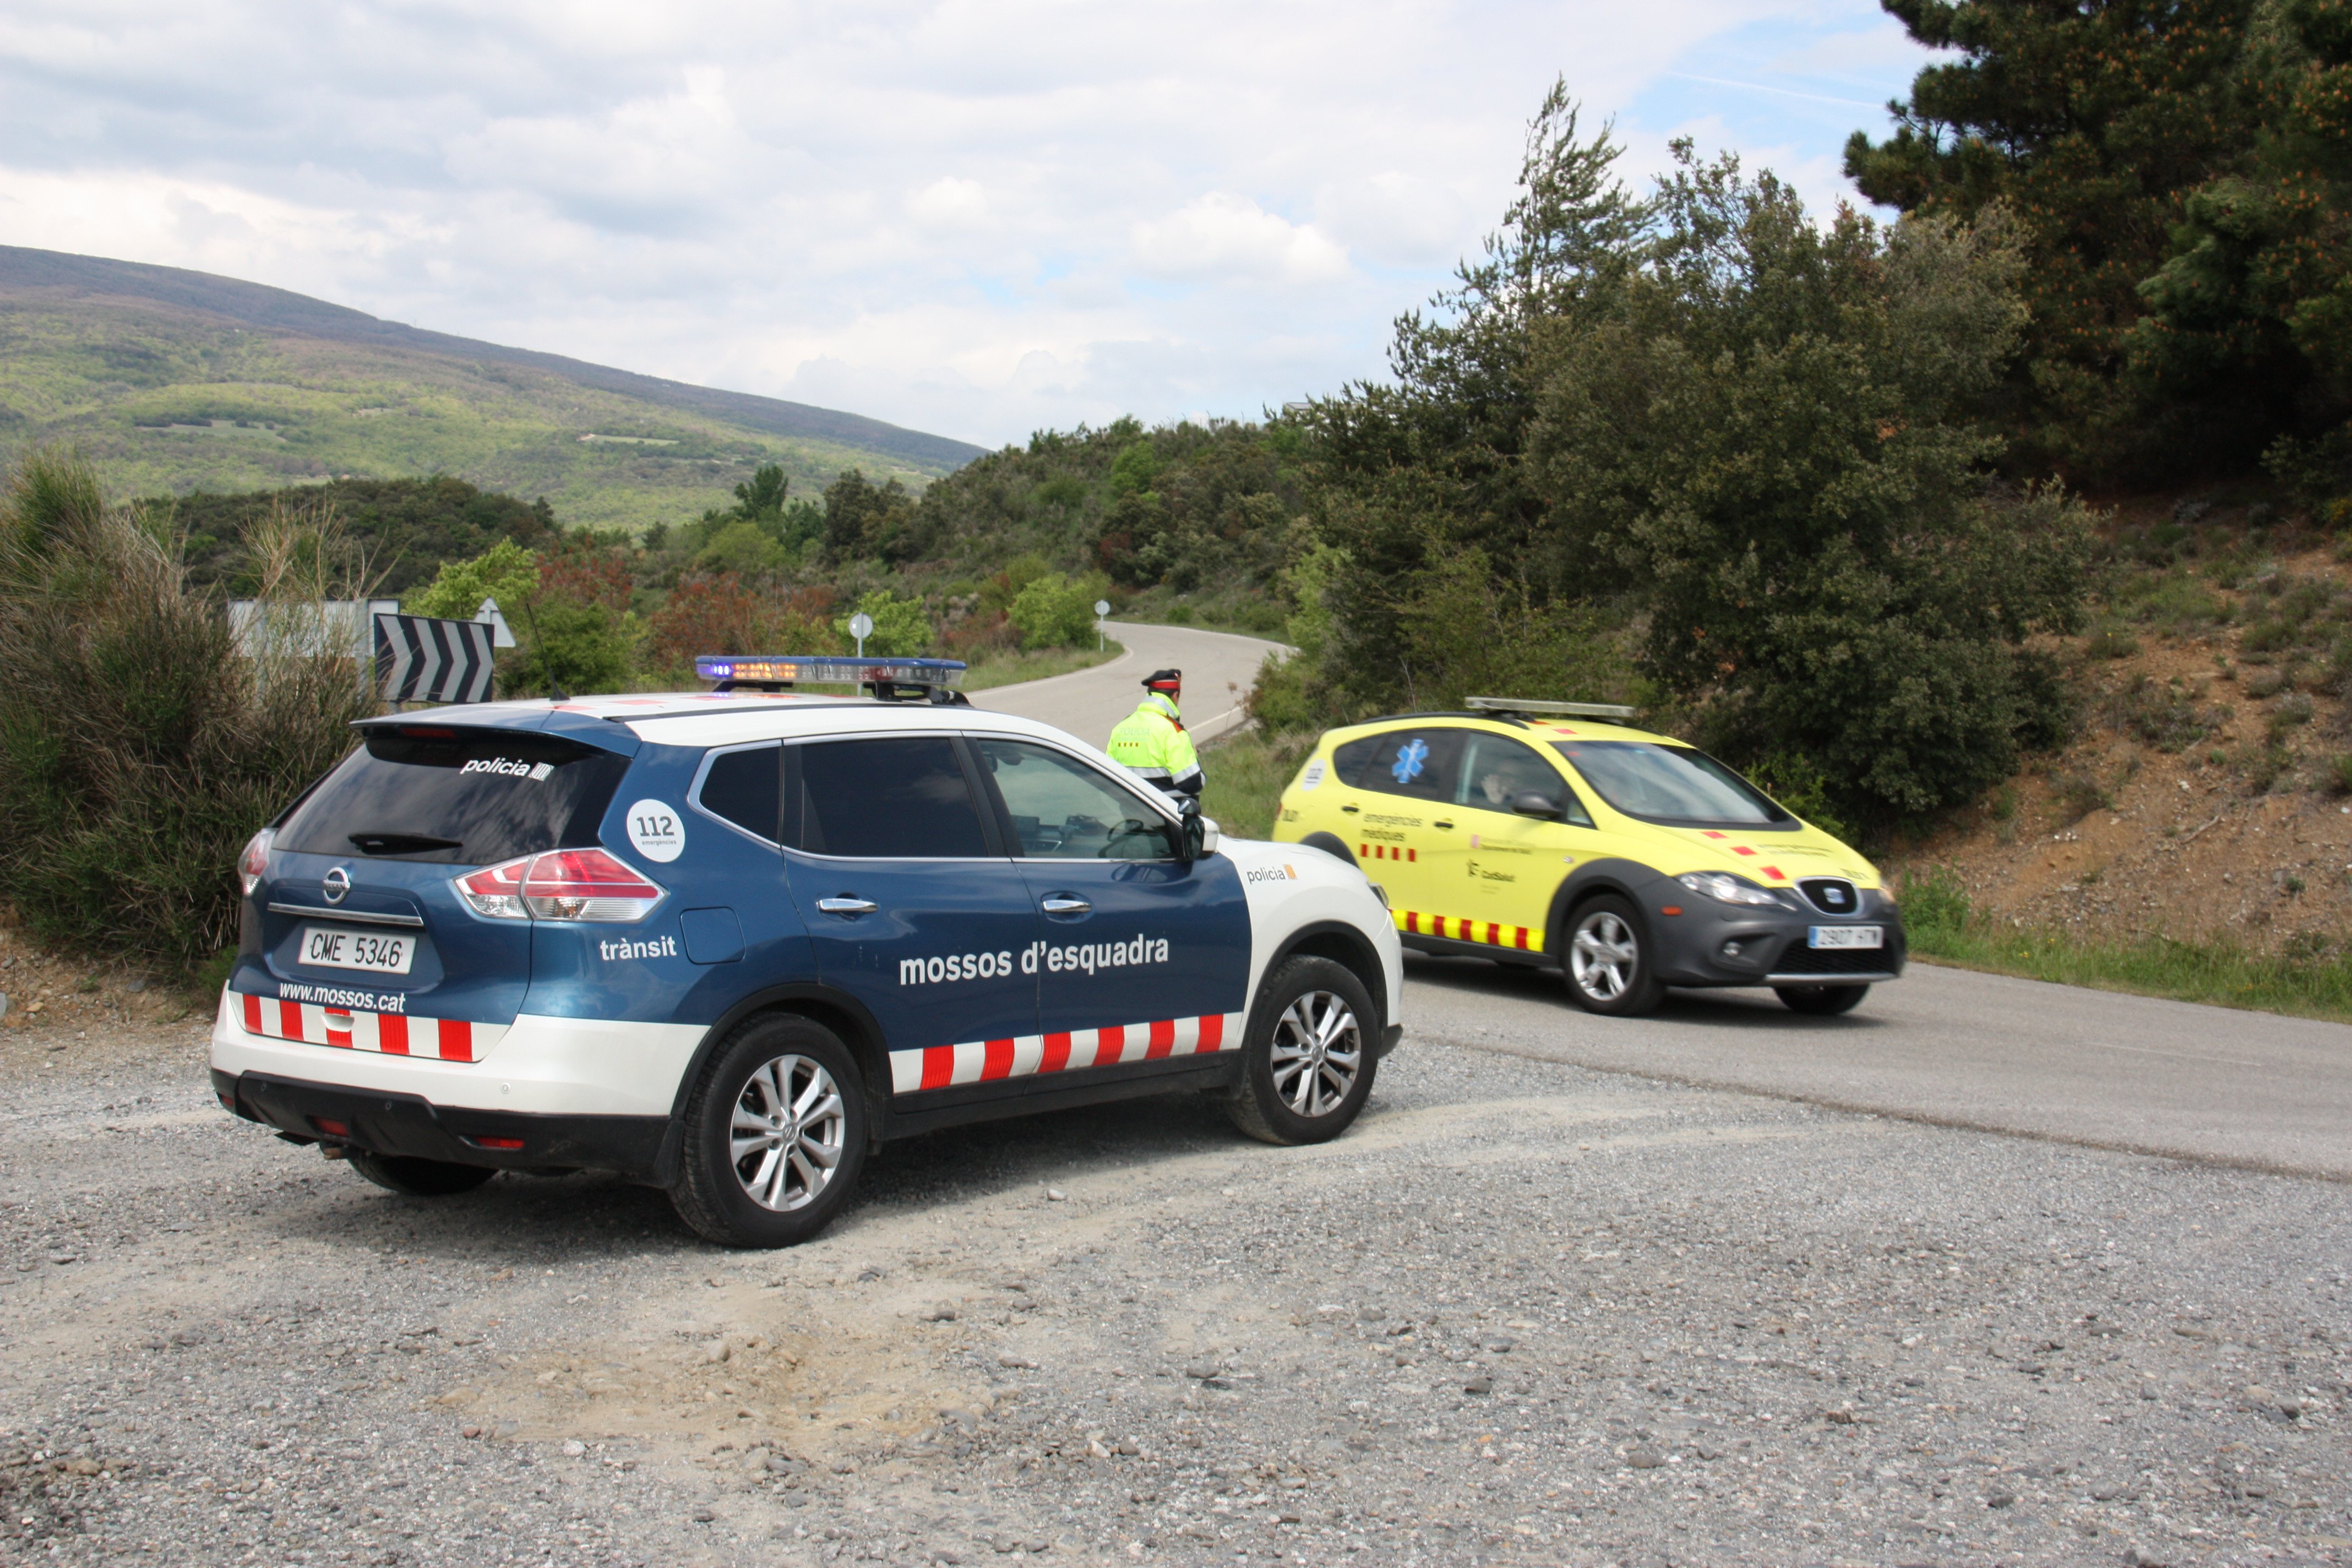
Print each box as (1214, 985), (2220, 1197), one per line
(0, 2), (1935, 449)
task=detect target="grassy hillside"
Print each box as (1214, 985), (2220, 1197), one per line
(0, 247), (982, 536)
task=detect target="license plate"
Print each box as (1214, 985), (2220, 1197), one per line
(1808, 925), (1883, 951)
(297, 924), (416, 975)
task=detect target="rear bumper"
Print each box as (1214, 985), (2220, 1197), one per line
(208, 988), (704, 1117)
(215, 1069), (668, 1180)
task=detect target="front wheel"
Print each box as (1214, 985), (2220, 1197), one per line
(1224, 956), (1379, 1146)
(1774, 983), (1869, 1016)
(348, 1151), (496, 1196)
(1562, 896), (1666, 1016)
(669, 1014), (868, 1247)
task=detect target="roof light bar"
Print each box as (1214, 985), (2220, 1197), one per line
(1465, 696), (1638, 720)
(695, 655), (967, 688)
(694, 655), (970, 702)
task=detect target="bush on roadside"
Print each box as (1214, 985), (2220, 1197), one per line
(1008, 570), (1109, 650)
(0, 447), (375, 970)
(1897, 865), (1971, 936)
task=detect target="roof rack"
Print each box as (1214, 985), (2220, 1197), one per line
(694, 655), (972, 705)
(1465, 695), (1638, 720)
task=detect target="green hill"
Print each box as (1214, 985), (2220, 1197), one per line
(0, 247), (983, 535)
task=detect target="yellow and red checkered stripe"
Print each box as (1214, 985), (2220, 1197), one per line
(1357, 842), (1415, 862)
(232, 992), (504, 1064)
(1394, 910), (1538, 951)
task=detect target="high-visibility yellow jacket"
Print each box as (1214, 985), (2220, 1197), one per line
(1106, 692), (1204, 797)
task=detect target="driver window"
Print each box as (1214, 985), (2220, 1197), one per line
(971, 738), (1179, 861)
(1456, 735), (1595, 827)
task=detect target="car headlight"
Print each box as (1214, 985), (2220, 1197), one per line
(1676, 871), (1788, 908)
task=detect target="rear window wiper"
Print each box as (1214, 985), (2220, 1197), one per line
(347, 831), (465, 856)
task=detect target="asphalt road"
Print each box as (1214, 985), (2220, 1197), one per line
(970, 621), (1287, 750)
(1404, 950), (2352, 1182)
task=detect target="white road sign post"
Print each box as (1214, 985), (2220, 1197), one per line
(1095, 600), (1110, 652)
(848, 611), (874, 659)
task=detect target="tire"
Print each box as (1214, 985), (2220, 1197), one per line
(347, 1151), (496, 1196)
(1298, 831), (1356, 865)
(1224, 956), (1379, 1146)
(1774, 983), (1869, 1016)
(669, 1013), (868, 1248)
(1561, 895), (1667, 1017)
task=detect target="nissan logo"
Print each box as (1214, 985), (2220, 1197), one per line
(323, 867), (351, 905)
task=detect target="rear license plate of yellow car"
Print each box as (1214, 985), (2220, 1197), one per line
(297, 924), (416, 974)
(1807, 925), (1882, 951)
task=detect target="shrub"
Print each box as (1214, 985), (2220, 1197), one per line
(405, 537), (539, 623)
(2084, 624), (2139, 659)
(2329, 755), (2352, 796)
(0, 447), (375, 968)
(1008, 570), (1109, 650)
(836, 589), (931, 656)
(2104, 674), (2216, 753)
(1898, 866), (1970, 935)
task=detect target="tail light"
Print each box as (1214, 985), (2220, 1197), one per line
(239, 828), (274, 896)
(454, 848), (665, 923)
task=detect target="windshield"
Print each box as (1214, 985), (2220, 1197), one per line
(277, 728), (630, 864)
(1550, 741), (1790, 828)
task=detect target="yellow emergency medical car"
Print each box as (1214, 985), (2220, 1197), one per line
(1270, 698), (1904, 1017)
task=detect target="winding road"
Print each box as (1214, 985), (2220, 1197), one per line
(968, 619), (1286, 751)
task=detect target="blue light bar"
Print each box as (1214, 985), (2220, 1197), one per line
(694, 655), (967, 688)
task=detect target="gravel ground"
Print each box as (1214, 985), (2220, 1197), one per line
(3, 1005), (2350, 1568)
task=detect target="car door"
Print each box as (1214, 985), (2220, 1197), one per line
(1444, 732), (1600, 952)
(968, 735), (1251, 1077)
(778, 734), (1042, 1098)
(1344, 726), (1466, 938)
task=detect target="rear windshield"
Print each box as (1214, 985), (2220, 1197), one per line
(276, 728), (631, 865)
(1550, 741), (1790, 828)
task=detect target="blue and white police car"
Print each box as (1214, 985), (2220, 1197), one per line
(211, 657), (1403, 1246)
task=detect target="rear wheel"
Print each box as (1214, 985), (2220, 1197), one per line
(1774, 983), (1869, 1016)
(670, 1014), (868, 1248)
(1225, 956), (1378, 1146)
(348, 1152), (496, 1196)
(1562, 896), (1666, 1016)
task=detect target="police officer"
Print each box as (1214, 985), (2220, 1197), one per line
(1107, 668), (1203, 799)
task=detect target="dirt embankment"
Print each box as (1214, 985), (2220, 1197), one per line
(1888, 504), (2352, 955)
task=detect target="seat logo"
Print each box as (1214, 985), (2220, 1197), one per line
(323, 867), (351, 906)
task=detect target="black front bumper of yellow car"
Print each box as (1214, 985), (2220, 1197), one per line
(1643, 883), (1907, 988)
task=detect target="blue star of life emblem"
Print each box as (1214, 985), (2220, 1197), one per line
(1391, 737), (1428, 783)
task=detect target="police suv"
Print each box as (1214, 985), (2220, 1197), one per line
(211, 658), (1402, 1246)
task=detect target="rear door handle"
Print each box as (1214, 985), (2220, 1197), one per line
(1340, 805), (1359, 814)
(815, 896), (878, 916)
(1433, 820), (1455, 830)
(1041, 896), (1092, 916)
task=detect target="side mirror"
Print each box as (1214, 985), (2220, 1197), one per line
(1177, 797), (1219, 859)
(1510, 790), (1564, 820)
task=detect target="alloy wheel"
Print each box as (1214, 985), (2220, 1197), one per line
(1270, 989), (1363, 1118)
(729, 1054), (846, 1212)
(1571, 910), (1640, 1001)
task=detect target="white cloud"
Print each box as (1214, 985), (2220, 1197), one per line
(1130, 193), (1349, 286)
(0, 0), (1933, 448)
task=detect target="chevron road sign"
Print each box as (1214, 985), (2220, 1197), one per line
(374, 613), (497, 705)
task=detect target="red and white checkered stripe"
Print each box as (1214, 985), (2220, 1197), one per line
(889, 1011), (1245, 1096)
(232, 991), (505, 1065)
(1396, 910), (1538, 951)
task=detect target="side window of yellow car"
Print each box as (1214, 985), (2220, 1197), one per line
(1455, 734), (1594, 827)
(1352, 729), (1464, 803)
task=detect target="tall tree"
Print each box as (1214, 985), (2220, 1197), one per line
(2130, 0), (2352, 490)
(1845, 0), (2260, 480)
